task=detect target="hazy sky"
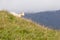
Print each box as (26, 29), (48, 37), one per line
(0, 0), (60, 12)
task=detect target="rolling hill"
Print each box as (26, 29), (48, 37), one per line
(0, 10), (60, 40)
(24, 10), (60, 29)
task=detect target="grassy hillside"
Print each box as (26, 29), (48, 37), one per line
(0, 10), (60, 40)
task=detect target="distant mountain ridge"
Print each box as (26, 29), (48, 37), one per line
(24, 10), (60, 29)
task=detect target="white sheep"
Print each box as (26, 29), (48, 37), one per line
(10, 12), (24, 17)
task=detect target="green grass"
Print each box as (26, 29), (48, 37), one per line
(0, 10), (60, 40)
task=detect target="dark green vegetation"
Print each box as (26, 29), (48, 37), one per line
(0, 10), (60, 40)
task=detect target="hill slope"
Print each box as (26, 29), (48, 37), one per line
(0, 11), (60, 40)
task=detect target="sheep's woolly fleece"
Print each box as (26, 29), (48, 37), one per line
(10, 12), (24, 17)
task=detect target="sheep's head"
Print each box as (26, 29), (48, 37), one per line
(19, 12), (25, 17)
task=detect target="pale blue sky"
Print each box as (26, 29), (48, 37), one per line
(0, 0), (60, 12)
